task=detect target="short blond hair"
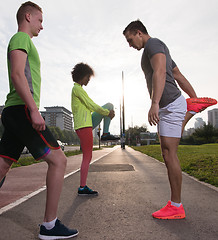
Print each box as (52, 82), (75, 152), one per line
(16, 1), (42, 25)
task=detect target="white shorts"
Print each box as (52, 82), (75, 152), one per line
(158, 95), (187, 138)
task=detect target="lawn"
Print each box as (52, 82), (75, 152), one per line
(132, 143), (218, 187)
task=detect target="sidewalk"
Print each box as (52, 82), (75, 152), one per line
(0, 147), (116, 212)
(0, 146), (218, 240)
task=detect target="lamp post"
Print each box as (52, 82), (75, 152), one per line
(121, 71), (125, 149)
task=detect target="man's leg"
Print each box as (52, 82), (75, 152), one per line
(43, 149), (67, 222)
(152, 135), (185, 219)
(160, 136), (181, 203)
(182, 97), (218, 134)
(39, 148), (78, 239)
(181, 111), (194, 134)
(0, 157), (13, 187)
(152, 95), (186, 219)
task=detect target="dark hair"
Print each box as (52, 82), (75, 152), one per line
(123, 20), (148, 35)
(16, 1), (42, 25)
(71, 63), (94, 83)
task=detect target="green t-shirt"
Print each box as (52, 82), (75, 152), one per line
(5, 32), (41, 108)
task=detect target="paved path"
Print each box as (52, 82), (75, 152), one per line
(0, 146), (218, 240)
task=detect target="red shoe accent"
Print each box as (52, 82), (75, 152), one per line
(186, 97), (217, 113)
(152, 201), (186, 219)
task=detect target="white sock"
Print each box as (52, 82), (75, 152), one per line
(188, 110), (196, 115)
(42, 217), (57, 230)
(171, 201), (181, 208)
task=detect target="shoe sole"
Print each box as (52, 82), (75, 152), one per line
(78, 193), (98, 196)
(38, 231), (78, 239)
(187, 97), (217, 104)
(152, 213), (186, 220)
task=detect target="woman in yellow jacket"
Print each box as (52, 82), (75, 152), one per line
(71, 63), (118, 195)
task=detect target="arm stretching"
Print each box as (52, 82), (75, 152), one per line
(172, 66), (197, 98)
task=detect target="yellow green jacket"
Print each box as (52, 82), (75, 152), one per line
(71, 83), (109, 130)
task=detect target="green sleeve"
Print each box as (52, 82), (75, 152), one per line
(76, 86), (110, 116)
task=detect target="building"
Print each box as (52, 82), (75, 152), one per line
(208, 108), (218, 129)
(182, 127), (195, 137)
(194, 117), (205, 129)
(41, 106), (73, 131)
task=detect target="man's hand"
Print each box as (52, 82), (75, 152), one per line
(108, 110), (115, 120)
(148, 103), (159, 126)
(30, 110), (46, 131)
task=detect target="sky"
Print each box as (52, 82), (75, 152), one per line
(0, 0), (218, 135)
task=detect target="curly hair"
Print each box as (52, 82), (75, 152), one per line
(71, 63), (95, 83)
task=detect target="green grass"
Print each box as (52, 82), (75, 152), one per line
(132, 143), (218, 187)
(12, 147), (101, 168)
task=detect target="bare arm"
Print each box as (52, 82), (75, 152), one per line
(172, 66), (197, 98)
(10, 49), (45, 131)
(148, 53), (166, 126)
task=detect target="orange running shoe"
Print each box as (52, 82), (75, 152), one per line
(152, 201), (186, 219)
(186, 97), (217, 113)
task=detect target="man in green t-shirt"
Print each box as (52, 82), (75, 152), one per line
(0, 2), (78, 239)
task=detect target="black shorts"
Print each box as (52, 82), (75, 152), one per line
(0, 105), (60, 162)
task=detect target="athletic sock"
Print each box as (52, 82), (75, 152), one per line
(42, 217), (57, 230)
(188, 110), (196, 115)
(171, 201), (182, 208)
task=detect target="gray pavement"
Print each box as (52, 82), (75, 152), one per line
(0, 146), (218, 240)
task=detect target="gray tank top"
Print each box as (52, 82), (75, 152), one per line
(141, 38), (181, 108)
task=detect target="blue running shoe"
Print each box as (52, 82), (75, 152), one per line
(101, 132), (120, 141)
(78, 185), (98, 196)
(38, 219), (78, 239)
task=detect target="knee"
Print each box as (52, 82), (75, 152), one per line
(61, 155), (67, 167)
(58, 154), (67, 170)
(105, 102), (114, 111)
(161, 148), (177, 166)
(161, 149), (167, 159)
(0, 158), (12, 176)
(161, 148), (170, 164)
(46, 150), (67, 170)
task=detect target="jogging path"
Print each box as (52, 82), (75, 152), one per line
(0, 146), (217, 240)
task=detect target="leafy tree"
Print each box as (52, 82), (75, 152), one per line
(49, 126), (59, 140)
(193, 123), (218, 144)
(182, 123), (218, 145)
(125, 124), (149, 146)
(48, 127), (80, 145)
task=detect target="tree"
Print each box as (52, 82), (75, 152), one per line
(192, 123), (218, 144)
(125, 124), (148, 146)
(182, 123), (218, 145)
(48, 127), (80, 145)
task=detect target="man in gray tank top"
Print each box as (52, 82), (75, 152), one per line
(123, 20), (199, 220)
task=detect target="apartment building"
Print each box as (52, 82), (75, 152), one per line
(41, 106), (73, 131)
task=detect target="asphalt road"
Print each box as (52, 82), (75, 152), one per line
(0, 146), (218, 240)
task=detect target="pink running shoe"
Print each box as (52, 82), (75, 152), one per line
(186, 97), (217, 113)
(152, 201), (186, 219)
